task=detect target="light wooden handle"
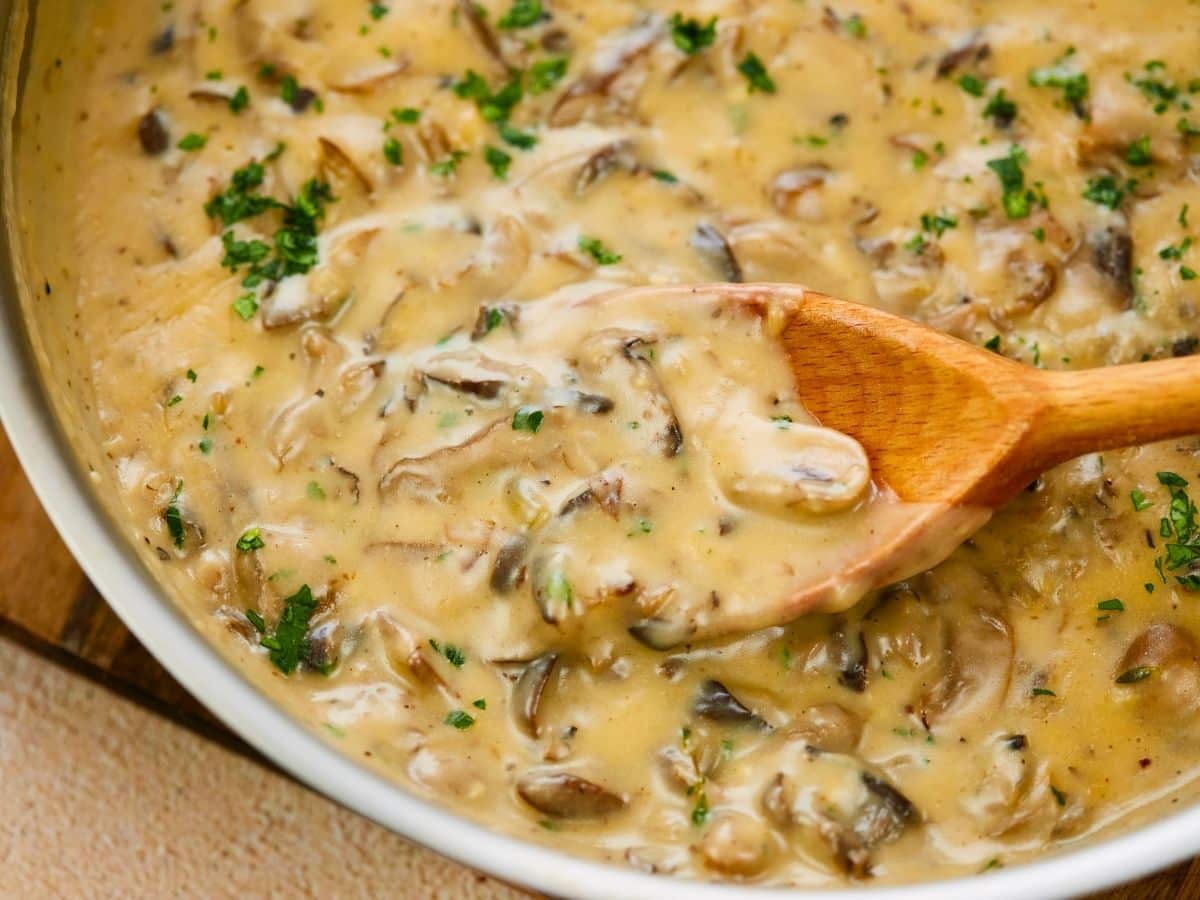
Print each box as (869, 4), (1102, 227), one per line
(1033, 358), (1200, 465)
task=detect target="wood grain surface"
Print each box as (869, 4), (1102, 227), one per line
(0, 425), (1187, 899)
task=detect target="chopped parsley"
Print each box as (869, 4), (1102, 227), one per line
(958, 74), (986, 97)
(1097, 598), (1125, 612)
(164, 482), (185, 549)
(1031, 687), (1056, 697)
(369, 2), (389, 20)
(485, 145), (512, 179)
(983, 89), (1018, 128)
(259, 584), (318, 675)
(383, 136), (403, 166)
(232, 292), (259, 321)
(453, 69), (523, 122)
(670, 13), (717, 55)
(1082, 175), (1127, 210)
(1116, 665), (1155, 684)
(429, 638), (467, 668)
(691, 792), (710, 825)
(1183, 266), (1197, 281)
(529, 57), (568, 94)
(578, 234), (622, 265)
(920, 210), (958, 238)
(497, 0), (542, 29)
(392, 106), (421, 124)
(1153, 471), (1200, 589)
(736, 52), (776, 94)
(472, 697), (487, 710)
(512, 405), (544, 433)
(1131, 488), (1153, 511)
(544, 569), (573, 610)
(1159, 237), (1192, 260)
(652, 168), (679, 183)
(445, 709), (476, 729)
(984, 335), (1002, 352)
(1125, 136), (1152, 166)
(245, 609), (266, 633)
(236, 526), (265, 552)
(843, 13), (867, 39)
(177, 132), (207, 151)
(499, 122), (538, 149)
(429, 149), (467, 177)
(1028, 64), (1090, 106)
(229, 85), (250, 114)
(306, 480), (326, 500)
(186, 369), (198, 382)
(986, 145), (1034, 219)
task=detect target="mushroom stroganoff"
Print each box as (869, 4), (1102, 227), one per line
(15, 0), (1200, 887)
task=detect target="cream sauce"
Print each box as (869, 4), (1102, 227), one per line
(12, 0), (1200, 888)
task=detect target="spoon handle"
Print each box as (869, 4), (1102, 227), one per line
(1033, 358), (1200, 465)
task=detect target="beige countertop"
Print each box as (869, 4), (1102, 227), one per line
(0, 634), (524, 899)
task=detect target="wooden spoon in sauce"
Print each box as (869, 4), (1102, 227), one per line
(623, 283), (1200, 645)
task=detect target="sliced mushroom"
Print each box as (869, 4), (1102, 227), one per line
(512, 652), (559, 737)
(1090, 226), (1134, 306)
(419, 349), (525, 400)
(919, 570), (1014, 727)
(693, 679), (768, 728)
(769, 166), (829, 221)
(761, 748), (918, 877)
(934, 36), (989, 78)
(574, 141), (638, 193)
(318, 136), (375, 196)
(516, 771), (627, 819)
(699, 812), (773, 877)
(456, 0), (511, 72)
(863, 584), (944, 670)
(138, 109), (169, 156)
(1006, 251), (1058, 309)
(327, 58), (409, 94)
(490, 533), (530, 593)
(708, 405), (871, 516)
(558, 469), (624, 518)
(690, 224), (743, 283)
(378, 417), (507, 501)
(790, 703), (863, 754)
(549, 17), (664, 126)
(961, 735), (1057, 838)
(1116, 623), (1200, 721)
(305, 619), (341, 672)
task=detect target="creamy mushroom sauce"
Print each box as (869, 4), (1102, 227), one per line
(15, 0), (1200, 887)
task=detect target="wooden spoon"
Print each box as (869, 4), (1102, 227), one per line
(619, 283), (1200, 646)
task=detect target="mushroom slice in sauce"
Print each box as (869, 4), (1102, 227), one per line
(1116, 623), (1200, 721)
(707, 405), (871, 516)
(490, 533), (531, 594)
(693, 679), (770, 729)
(690, 224), (744, 283)
(577, 331), (683, 457)
(516, 771), (627, 819)
(549, 17), (665, 126)
(511, 652), (560, 737)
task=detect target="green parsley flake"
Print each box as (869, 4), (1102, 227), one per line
(986, 146), (1033, 219)
(392, 106), (421, 123)
(1116, 665), (1155, 684)
(1032, 687), (1056, 697)
(843, 13), (867, 39)
(1126, 135), (1152, 166)
(430, 149), (467, 177)
(472, 697), (487, 710)
(229, 85), (250, 114)
(445, 709), (476, 729)
(1097, 598), (1125, 612)
(1131, 489), (1153, 511)
(164, 482), (185, 548)
(529, 57), (568, 94)
(232, 292), (259, 321)
(429, 638), (467, 668)
(670, 13), (717, 54)
(259, 583), (317, 675)
(499, 122), (538, 149)
(691, 792), (710, 825)
(578, 235), (622, 265)
(1028, 65), (1089, 105)
(958, 74), (985, 97)
(178, 132), (208, 151)
(497, 0), (542, 29)
(306, 481), (326, 500)
(1082, 175), (1127, 210)
(383, 136), (403, 166)
(512, 405), (544, 433)
(236, 527), (265, 552)
(737, 52), (776, 94)
(485, 145), (512, 179)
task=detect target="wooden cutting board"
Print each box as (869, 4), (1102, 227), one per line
(0, 426), (1191, 899)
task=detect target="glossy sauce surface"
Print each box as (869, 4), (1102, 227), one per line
(14, 0), (1200, 887)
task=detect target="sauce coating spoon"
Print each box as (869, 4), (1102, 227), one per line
(624, 283), (1200, 646)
